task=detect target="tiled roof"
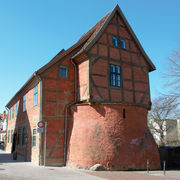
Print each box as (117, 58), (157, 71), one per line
(73, 11), (112, 57)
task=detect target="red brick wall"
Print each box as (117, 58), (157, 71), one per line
(67, 104), (160, 170)
(6, 83), (40, 164)
(41, 53), (75, 166)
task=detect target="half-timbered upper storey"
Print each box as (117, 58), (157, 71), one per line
(72, 5), (155, 110)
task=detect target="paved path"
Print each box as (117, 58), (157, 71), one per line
(0, 150), (180, 180)
(0, 150), (105, 180)
(87, 171), (180, 180)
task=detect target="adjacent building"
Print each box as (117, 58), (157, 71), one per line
(166, 119), (180, 145)
(0, 111), (7, 143)
(150, 118), (180, 146)
(6, 5), (160, 170)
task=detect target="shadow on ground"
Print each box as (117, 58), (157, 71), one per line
(0, 150), (25, 163)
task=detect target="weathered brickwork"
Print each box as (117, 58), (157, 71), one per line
(67, 104), (160, 170)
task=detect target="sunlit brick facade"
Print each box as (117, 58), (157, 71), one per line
(6, 5), (160, 169)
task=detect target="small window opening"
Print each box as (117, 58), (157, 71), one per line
(120, 39), (126, 49)
(123, 109), (126, 119)
(59, 67), (68, 77)
(112, 36), (118, 47)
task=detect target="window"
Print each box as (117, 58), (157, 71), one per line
(33, 85), (38, 106)
(11, 130), (13, 143)
(15, 102), (18, 117)
(59, 67), (68, 77)
(120, 38), (126, 49)
(12, 105), (14, 119)
(110, 64), (121, 87)
(123, 109), (126, 119)
(32, 129), (36, 147)
(112, 36), (118, 47)
(8, 130), (10, 143)
(17, 128), (21, 145)
(22, 127), (26, 145)
(23, 95), (26, 112)
(112, 36), (126, 50)
(9, 108), (11, 120)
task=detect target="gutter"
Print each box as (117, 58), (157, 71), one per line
(63, 57), (77, 165)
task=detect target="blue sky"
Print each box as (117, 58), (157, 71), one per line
(0, 0), (179, 113)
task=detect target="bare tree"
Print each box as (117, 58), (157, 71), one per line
(167, 38), (180, 97)
(148, 96), (180, 146)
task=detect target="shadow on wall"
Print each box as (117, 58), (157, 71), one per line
(66, 106), (74, 163)
(93, 105), (106, 117)
(10, 97), (32, 162)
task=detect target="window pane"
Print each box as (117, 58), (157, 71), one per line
(23, 95), (26, 112)
(110, 74), (116, 86)
(59, 67), (68, 77)
(117, 75), (121, 87)
(110, 64), (115, 73)
(34, 86), (38, 106)
(15, 103), (17, 117)
(120, 39), (126, 49)
(115, 66), (120, 74)
(32, 129), (36, 147)
(34, 86), (38, 93)
(12, 107), (13, 118)
(33, 129), (36, 135)
(9, 110), (10, 120)
(112, 36), (118, 47)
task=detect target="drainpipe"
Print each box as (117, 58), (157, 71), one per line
(63, 57), (77, 165)
(70, 57), (78, 103)
(36, 73), (43, 166)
